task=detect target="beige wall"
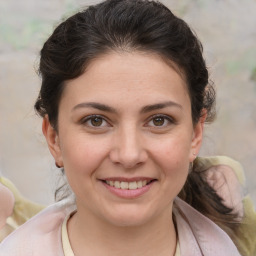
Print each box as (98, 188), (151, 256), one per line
(1, 0), (256, 205)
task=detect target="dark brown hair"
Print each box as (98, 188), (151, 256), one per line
(35, 0), (215, 128)
(35, 0), (241, 251)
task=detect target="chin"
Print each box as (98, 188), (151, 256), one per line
(102, 206), (157, 228)
(108, 216), (150, 228)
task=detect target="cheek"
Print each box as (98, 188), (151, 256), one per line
(60, 137), (111, 199)
(151, 136), (191, 189)
(60, 135), (110, 178)
(153, 134), (192, 166)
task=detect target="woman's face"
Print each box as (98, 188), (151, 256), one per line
(43, 52), (204, 227)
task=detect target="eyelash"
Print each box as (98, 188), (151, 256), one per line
(145, 114), (175, 128)
(81, 115), (111, 128)
(80, 114), (175, 129)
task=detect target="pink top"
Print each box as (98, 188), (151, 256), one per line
(0, 198), (241, 256)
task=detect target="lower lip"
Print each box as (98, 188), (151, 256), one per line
(102, 181), (154, 199)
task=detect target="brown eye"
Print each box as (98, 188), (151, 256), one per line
(82, 115), (109, 128)
(90, 117), (103, 126)
(81, 115), (111, 131)
(152, 116), (165, 126)
(146, 115), (174, 128)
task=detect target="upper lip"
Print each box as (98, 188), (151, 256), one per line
(100, 177), (156, 182)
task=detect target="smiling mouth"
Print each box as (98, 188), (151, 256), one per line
(103, 180), (156, 190)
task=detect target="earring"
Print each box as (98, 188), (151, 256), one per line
(189, 161), (193, 173)
(189, 153), (197, 173)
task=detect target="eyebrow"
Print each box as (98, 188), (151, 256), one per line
(72, 102), (117, 113)
(140, 101), (182, 113)
(72, 101), (182, 113)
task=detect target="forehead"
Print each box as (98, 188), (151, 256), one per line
(61, 51), (190, 109)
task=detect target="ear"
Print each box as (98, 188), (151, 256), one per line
(189, 110), (207, 162)
(42, 116), (63, 167)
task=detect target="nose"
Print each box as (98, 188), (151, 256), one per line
(109, 126), (148, 169)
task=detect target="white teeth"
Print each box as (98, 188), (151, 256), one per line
(137, 181), (142, 188)
(114, 181), (120, 189)
(120, 181), (129, 189)
(105, 180), (150, 189)
(128, 181), (137, 190)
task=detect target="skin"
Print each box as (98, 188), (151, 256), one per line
(43, 51), (205, 256)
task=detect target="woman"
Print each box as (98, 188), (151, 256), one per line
(0, 0), (255, 255)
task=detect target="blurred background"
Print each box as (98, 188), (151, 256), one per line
(0, 0), (256, 205)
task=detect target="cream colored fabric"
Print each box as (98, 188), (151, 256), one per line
(0, 177), (45, 242)
(195, 156), (256, 256)
(195, 156), (246, 185)
(175, 241), (180, 256)
(198, 158), (244, 217)
(62, 215), (74, 256)
(0, 182), (15, 242)
(0, 193), (241, 255)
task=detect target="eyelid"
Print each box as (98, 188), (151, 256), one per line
(81, 114), (112, 128)
(145, 114), (176, 127)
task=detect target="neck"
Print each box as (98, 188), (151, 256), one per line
(68, 205), (177, 256)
